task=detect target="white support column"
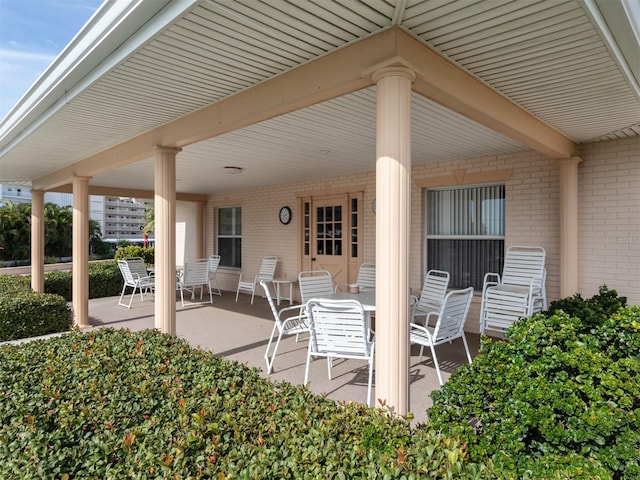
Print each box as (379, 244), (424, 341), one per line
(195, 201), (205, 260)
(72, 176), (91, 327)
(372, 66), (415, 417)
(154, 146), (181, 334)
(30, 190), (45, 293)
(559, 156), (582, 297)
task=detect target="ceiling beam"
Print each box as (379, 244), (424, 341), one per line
(50, 184), (207, 203)
(32, 29), (398, 191)
(33, 27), (577, 190)
(392, 30), (576, 159)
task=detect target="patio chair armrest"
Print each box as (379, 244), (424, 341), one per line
(281, 314), (308, 330)
(278, 304), (305, 318)
(409, 321), (434, 341)
(482, 272), (501, 291)
(238, 272), (257, 282)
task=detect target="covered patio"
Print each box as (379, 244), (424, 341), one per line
(1, 0), (638, 418)
(86, 291), (481, 425)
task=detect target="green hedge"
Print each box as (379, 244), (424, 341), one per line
(114, 245), (154, 265)
(0, 292), (72, 342)
(42, 261), (123, 301)
(427, 287), (640, 479)
(0, 274), (30, 295)
(0, 261), (123, 341)
(0, 328), (491, 478)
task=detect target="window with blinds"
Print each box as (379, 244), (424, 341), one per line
(425, 185), (505, 290)
(217, 206), (242, 268)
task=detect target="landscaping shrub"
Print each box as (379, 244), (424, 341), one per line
(44, 270), (72, 300)
(0, 292), (71, 342)
(114, 245), (154, 265)
(0, 328), (491, 479)
(0, 274), (30, 295)
(87, 260), (123, 299)
(42, 261), (123, 301)
(428, 288), (639, 479)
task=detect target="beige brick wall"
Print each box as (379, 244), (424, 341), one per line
(176, 138), (638, 328)
(578, 137), (639, 306)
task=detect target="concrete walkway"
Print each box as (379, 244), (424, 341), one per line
(87, 290), (481, 426)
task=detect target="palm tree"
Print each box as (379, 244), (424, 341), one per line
(44, 203), (73, 258)
(142, 202), (154, 247)
(0, 201), (31, 261)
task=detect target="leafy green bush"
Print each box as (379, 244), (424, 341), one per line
(42, 261), (123, 301)
(44, 270), (72, 300)
(114, 245), (154, 265)
(428, 288), (640, 479)
(546, 285), (627, 330)
(0, 328), (491, 478)
(0, 274), (30, 295)
(0, 292), (71, 341)
(87, 260), (123, 298)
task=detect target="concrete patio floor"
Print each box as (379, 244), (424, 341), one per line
(87, 290), (481, 426)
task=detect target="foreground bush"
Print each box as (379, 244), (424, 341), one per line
(428, 288), (640, 479)
(0, 328), (491, 478)
(0, 292), (72, 342)
(0, 261), (122, 341)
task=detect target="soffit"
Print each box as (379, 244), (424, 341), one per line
(0, 0), (637, 192)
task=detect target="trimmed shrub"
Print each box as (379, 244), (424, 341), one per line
(428, 288), (640, 479)
(44, 270), (72, 300)
(0, 328), (491, 478)
(87, 260), (123, 299)
(0, 292), (71, 341)
(0, 274), (30, 295)
(114, 245), (154, 265)
(42, 261), (124, 301)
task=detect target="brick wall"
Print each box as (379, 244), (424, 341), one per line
(578, 137), (640, 305)
(184, 138), (638, 328)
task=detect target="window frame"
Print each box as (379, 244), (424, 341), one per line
(423, 183), (505, 290)
(216, 206), (242, 268)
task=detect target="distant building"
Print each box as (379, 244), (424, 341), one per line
(0, 184), (151, 242)
(101, 196), (151, 241)
(0, 184), (72, 207)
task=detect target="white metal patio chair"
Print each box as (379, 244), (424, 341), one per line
(117, 257), (154, 308)
(208, 255), (222, 296)
(177, 259), (213, 307)
(304, 298), (375, 407)
(334, 263), (376, 293)
(235, 256), (278, 304)
(261, 280), (309, 374)
(410, 287), (474, 386)
(480, 245), (546, 334)
(410, 269), (450, 327)
(298, 270), (334, 304)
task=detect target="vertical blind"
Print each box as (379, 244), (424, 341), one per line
(426, 185), (505, 289)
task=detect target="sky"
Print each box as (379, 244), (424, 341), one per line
(0, 0), (103, 120)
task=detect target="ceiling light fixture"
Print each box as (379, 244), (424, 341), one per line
(223, 166), (244, 174)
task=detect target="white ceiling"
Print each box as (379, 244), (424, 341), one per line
(1, 0), (638, 195)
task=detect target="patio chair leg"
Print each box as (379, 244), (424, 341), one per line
(265, 328), (285, 374)
(430, 345), (444, 386)
(462, 334), (473, 364)
(118, 284), (130, 308)
(303, 342), (313, 386)
(367, 357), (374, 408)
